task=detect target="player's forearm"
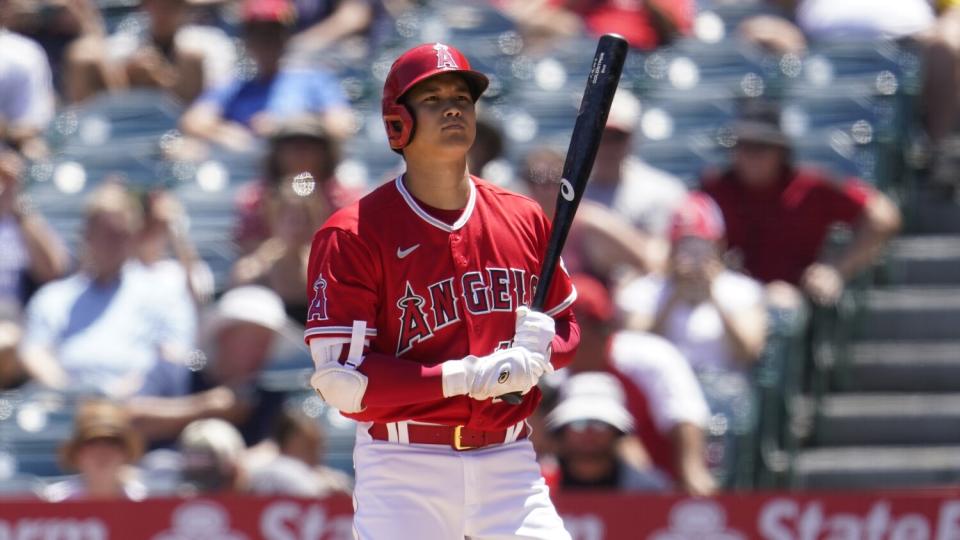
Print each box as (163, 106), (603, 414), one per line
(545, 314), (580, 370)
(357, 352), (446, 407)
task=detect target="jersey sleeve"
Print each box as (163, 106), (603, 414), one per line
(304, 227), (380, 343)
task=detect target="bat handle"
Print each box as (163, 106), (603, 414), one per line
(497, 285), (547, 404)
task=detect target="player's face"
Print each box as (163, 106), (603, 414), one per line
(403, 73), (476, 158)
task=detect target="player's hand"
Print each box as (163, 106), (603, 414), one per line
(469, 347), (546, 401)
(310, 363), (368, 413)
(801, 263), (844, 305)
(513, 307), (555, 364)
(442, 347), (545, 401)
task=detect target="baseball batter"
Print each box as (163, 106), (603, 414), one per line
(304, 43), (580, 539)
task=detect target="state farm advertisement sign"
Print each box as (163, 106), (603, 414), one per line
(1, 489), (959, 539)
(556, 490), (960, 540)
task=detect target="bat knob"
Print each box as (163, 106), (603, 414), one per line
(500, 392), (523, 405)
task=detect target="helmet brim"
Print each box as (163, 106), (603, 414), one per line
(398, 69), (489, 103)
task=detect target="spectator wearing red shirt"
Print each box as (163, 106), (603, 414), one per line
(701, 101), (901, 306)
(497, 0), (693, 51)
(566, 274), (716, 496)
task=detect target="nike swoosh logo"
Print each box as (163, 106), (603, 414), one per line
(397, 244), (420, 259)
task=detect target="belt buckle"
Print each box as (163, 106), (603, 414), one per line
(453, 425), (473, 451)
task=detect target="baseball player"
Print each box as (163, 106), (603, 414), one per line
(305, 43), (580, 539)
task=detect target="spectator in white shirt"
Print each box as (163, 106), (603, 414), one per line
(20, 182), (196, 396)
(617, 192), (767, 374)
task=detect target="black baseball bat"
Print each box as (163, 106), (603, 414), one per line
(501, 34), (629, 405)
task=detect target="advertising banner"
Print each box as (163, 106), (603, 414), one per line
(2, 489), (960, 539)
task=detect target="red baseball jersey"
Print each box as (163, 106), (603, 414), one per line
(305, 175), (578, 430)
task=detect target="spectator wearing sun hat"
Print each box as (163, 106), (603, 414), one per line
(566, 273), (715, 496)
(46, 399), (147, 501)
(127, 285), (294, 447)
(544, 372), (666, 492)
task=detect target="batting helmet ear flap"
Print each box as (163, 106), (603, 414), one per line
(384, 103), (415, 150)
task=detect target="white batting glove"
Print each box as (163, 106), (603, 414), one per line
(441, 347), (546, 400)
(514, 307), (556, 369)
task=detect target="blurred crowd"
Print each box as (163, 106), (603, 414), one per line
(2, 0), (958, 502)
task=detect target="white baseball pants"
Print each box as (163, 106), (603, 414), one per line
(351, 425), (571, 540)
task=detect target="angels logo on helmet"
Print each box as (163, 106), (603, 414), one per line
(434, 43), (460, 70)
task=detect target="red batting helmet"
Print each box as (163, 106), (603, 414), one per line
(382, 43), (489, 151)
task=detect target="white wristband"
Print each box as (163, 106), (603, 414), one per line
(441, 359), (471, 397)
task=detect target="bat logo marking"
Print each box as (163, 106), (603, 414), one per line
(559, 178), (575, 201)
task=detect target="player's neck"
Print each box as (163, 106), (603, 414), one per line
(403, 157), (471, 210)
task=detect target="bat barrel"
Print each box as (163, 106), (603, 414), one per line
(531, 34), (628, 311)
(502, 35), (628, 406)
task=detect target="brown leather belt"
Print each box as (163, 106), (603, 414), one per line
(368, 422), (528, 451)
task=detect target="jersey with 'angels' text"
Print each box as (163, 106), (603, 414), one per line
(304, 175), (578, 430)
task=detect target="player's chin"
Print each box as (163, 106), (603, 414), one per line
(436, 131), (475, 150)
